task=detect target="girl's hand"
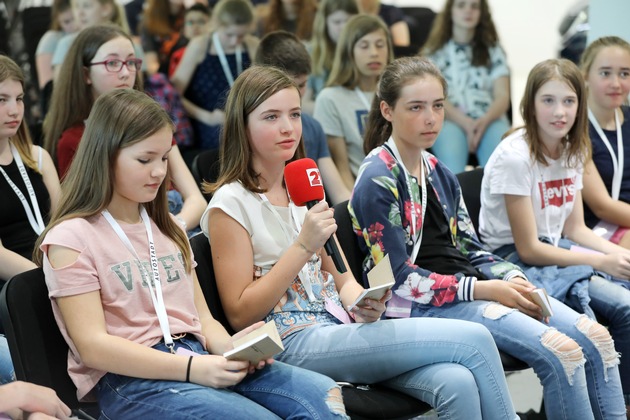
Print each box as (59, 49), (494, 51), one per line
(296, 201), (337, 255)
(230, 321), (275, 373)
(349, 290), (391, 323)
(10, 381), (71, 419)
(597, 253), (630, 279)
(476, 280), (543, 321)
(468, 117), (490, 153)
(189, 354), (250, 388)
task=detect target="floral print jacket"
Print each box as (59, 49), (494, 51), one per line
(349, 146), (525, 307)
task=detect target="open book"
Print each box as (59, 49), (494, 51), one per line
(223, 321), (284, 363)
(529, 288), (554, 318)
(349, 254), (395, 310)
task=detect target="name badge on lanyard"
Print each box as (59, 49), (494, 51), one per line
(0, 143), (46, 235)
(102, 207), (176, 353)
(258, 193), (318, 301)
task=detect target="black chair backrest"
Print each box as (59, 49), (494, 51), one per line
(191, 149), (221, 202)
(0, 268), (81, 407)
(455, 167), (484, 235)
(333, 200), (366, 286)
(189, 233), (236, 335)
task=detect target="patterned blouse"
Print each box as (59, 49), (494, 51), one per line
(349, 145), (524, 308)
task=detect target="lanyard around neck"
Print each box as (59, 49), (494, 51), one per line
(588, 107), (624, 200)
(354, 87), (371, 110)
(0, 142), (45, 235)
(258, 192), (318, 301)
(383, 138), (427, 262)
(212, 31), (242, 87)
(102, 207), (175, 353)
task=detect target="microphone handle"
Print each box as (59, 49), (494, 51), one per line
(304, 200), (348, 273)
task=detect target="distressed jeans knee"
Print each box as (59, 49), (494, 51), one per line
(540, 328), (585, 386)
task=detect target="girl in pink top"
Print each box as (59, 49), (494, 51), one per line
(35, 89), (346, 419)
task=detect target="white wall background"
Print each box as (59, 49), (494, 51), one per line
(382, 0), (581, 124)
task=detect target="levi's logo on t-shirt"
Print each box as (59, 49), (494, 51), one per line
(538, 177), (576, 209)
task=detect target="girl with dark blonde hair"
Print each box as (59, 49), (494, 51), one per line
(35, 88), (339, 418)
(480, 58), (630, 413)
(313, 14), (393, 190)
(579, 37), (630, 250)
(0, 54), (60, 386)
(422, 0), (510, 174)
(354, 55), (627, 420)
(204, 63), (520, 420)
(172, 0), (259, 150)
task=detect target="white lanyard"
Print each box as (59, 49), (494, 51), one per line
(0, 143), (45, 234)
(354, 87), (371, 110)
(212, 31), (242, 87)
(588, 108), (624, 200)
(258, 193), (317, 301)
(383, 138), (427, 262)
(537, 163), (568, 247)
(102, 207), (175, 353)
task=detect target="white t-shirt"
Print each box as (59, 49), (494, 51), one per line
(201, 182), (307, 273)
(479, 129), (583, 251)
(313, 85), (373, 177)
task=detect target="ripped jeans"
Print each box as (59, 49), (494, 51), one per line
(414, 297), (626, 419)
(96, 336), (347, 419)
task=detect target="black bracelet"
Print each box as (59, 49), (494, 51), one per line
(186, 356), (193, 382)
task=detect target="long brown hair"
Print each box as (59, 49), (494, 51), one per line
(311, 0), (358, 77)
(0, 55), (38, 172)
(34, 89), (192, 270)
(144, 0), (182, 36)
(519, 58), (590, 168)
(327, 14), (394, 89)
(205, 65), (305, 195)
(43, 24), (143, 164)
(364, 56), (447, 154)
(422, 0), (499, 67)
(50, 0), (72, 31)
(261, 0), (316, 41)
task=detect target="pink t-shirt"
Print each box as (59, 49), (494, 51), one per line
(41, 214), (204, 401)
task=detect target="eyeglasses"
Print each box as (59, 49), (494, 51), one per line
(88, 58), (143, 73)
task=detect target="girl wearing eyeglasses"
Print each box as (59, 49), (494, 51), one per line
(44, 24), (206, 234)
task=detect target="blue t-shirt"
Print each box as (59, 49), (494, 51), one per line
(584, 106), (630, 228)
(302, 113), (330, 161)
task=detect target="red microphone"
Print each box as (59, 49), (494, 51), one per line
(284, 158), (347, 273)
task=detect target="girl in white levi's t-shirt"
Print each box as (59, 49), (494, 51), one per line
(480, 58), (630, 410)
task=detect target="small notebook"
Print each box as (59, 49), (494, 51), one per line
(223, 321), (284, 363)
(349, 254), (395, 310)
(529, 288), (554, 318)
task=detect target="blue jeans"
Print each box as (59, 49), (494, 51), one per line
(96, 337), (346, 419)
(415, 297), (626, 419)
(277, 318), (517, 420)
(0, 335), (14, 385)
(431, 117), (510, 174)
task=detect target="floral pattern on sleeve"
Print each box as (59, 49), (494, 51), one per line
(349, 146), (524, 308)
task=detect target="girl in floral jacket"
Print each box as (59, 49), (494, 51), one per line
(350, 56), (626, 420)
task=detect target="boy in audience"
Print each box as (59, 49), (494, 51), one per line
(254, 31), (350, 205)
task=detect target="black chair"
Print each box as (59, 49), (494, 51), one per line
(0, 268), (97, 419)
(333, 200), (529, 372)
(188, 233), (431, 419)
(456, 167), (485, 234)
(400, 6), (436, 52)
(191, 148), (221, 202)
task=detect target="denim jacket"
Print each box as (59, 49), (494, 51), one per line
(349, 146), (525, 307)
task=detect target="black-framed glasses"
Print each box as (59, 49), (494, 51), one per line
(88, 58), (143, 73)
